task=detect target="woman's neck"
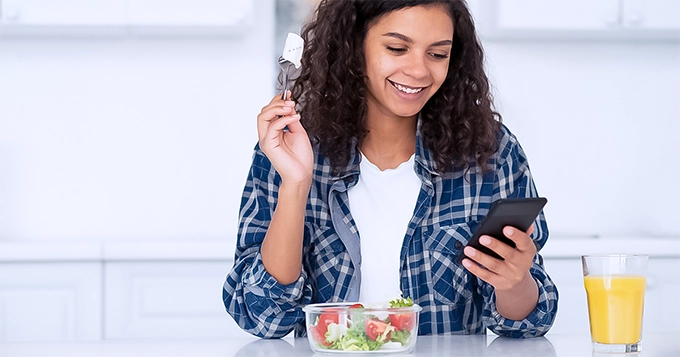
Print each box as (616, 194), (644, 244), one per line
(361, 112), (417, 171)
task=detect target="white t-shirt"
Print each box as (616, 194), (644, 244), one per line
(348, 153), (421, 303)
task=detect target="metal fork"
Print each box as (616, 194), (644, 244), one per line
(278, 56), (294, 101)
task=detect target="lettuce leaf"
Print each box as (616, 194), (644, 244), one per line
(389, 328), (411, 346)
(389, 297), (414, 308)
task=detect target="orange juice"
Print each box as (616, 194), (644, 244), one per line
(584, 275), (646, 344)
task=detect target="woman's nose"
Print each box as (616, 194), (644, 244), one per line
(402, 54), (428, 79)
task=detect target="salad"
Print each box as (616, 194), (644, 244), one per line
(306, 298), (420, 352)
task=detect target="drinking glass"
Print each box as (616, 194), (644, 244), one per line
(581, 254), (648, 353)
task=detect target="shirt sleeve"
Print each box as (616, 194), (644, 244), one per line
(222, 144), (313, 338)
(479, 126), (559, 338)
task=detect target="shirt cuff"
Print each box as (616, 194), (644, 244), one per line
(484, 266), (558, 338)
(242, 252), (307, 314)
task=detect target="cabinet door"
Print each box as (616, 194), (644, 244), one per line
(643, 257), (680, 332)
(542, 258), (590, 335)
(623, 0), (680, 29)
(494, 0), (620, 30)
(127, 0), (253, 26)
(0, 262), (102, 341)
(0, 0), (125, 25)
(104, 261), (254, 339)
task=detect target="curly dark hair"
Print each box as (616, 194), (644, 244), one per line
(289, 0), (501, 174)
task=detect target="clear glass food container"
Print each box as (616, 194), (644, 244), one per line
(302, 302), (422, 354)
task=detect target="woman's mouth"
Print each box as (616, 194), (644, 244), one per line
(389, 80), (426, 94)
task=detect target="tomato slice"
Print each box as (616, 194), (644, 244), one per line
(310, 311), (340, 346)
(365, 319), (391, 341)
(389, 313), (416, 331)
(348, 303), (364, 309)
(310, 325), (331, 347)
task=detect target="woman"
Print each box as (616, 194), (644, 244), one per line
(223, 0), (558, 339)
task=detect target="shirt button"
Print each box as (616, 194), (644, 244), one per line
(454, 241), (463, 250)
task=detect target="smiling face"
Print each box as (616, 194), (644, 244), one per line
(363, 4), (453, 124)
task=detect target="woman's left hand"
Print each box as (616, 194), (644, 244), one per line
(461, 225), (537, 291)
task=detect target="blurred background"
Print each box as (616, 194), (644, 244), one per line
(0, 0), (678, 342)
(0, 0), (678, 243)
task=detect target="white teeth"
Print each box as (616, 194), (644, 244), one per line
(393, 82), (423, 94)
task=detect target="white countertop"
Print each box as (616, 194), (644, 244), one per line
(0, 334), (678, 357)
(0, 237), (678, 262)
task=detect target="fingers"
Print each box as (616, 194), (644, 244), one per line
(461, 250), (515, 290)
(465, 229), (535, 264)
(462, 245), (516, 291)
(461, 257), (498, 286)
(462, 226), (537, 291)
(261, 114), (301, 146)
(462, 246), (502, 273)
(257, 96), (297, 141)
(260, 93), (296, 120)
(502, 225), (536, 253)
(267, 114), (301, 134)
(285, 117), (304, 134)
(258, 101), (296, 123)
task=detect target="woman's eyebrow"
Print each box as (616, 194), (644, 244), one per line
(431, 39), (453, 46)
(383, 32), (412, 42)
(382, 32), (452, 46)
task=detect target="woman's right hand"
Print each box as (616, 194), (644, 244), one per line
(257, 93), (313, 186)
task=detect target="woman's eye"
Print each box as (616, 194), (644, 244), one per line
(387, 46), (406, 53)
(430, 53), (449, 60)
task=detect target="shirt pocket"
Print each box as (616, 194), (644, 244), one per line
(422, 223), (478, 305)
(308, 226), (351, 302)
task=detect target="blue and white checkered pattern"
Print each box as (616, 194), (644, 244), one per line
(223, 124), (558, 339)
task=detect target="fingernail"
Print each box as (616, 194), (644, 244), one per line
(462, 259), (472, 268)
(480, 236), (491, 245)
(504, 227), (514, 236)
(285, 101), (295, 106)
(464, 247), (476, 257)
(292, 114), (300, 119)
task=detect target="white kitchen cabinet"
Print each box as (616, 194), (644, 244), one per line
(542, 258), (589, 335)
(0, 0), (125, 25)
(622, 0), (680, 29)
(104, 261), (253, 339)
(494, 0), (621, 31)
(543, 257), (680, 335)
(0, 262), (102, 342)
(128, 0), (252, 26)
(0, 0), (126, 35)
(0, 239), (677, 341)
(0, 0), (258, 36)
(473, 0), (680, 41)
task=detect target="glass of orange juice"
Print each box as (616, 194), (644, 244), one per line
(581, 254), (648, 353)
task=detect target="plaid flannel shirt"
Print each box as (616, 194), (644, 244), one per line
(223, 123), (558, 338)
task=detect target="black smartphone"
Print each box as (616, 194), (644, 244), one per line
(456, 197), (547, 264)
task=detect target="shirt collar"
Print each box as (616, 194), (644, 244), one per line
(330, 141), (361, 181)
(414, 119), (439, 176)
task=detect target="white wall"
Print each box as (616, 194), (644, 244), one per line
(0, 0), (276, 241)
(0, 0), (678, 246)
(484, 41), (680, 238)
